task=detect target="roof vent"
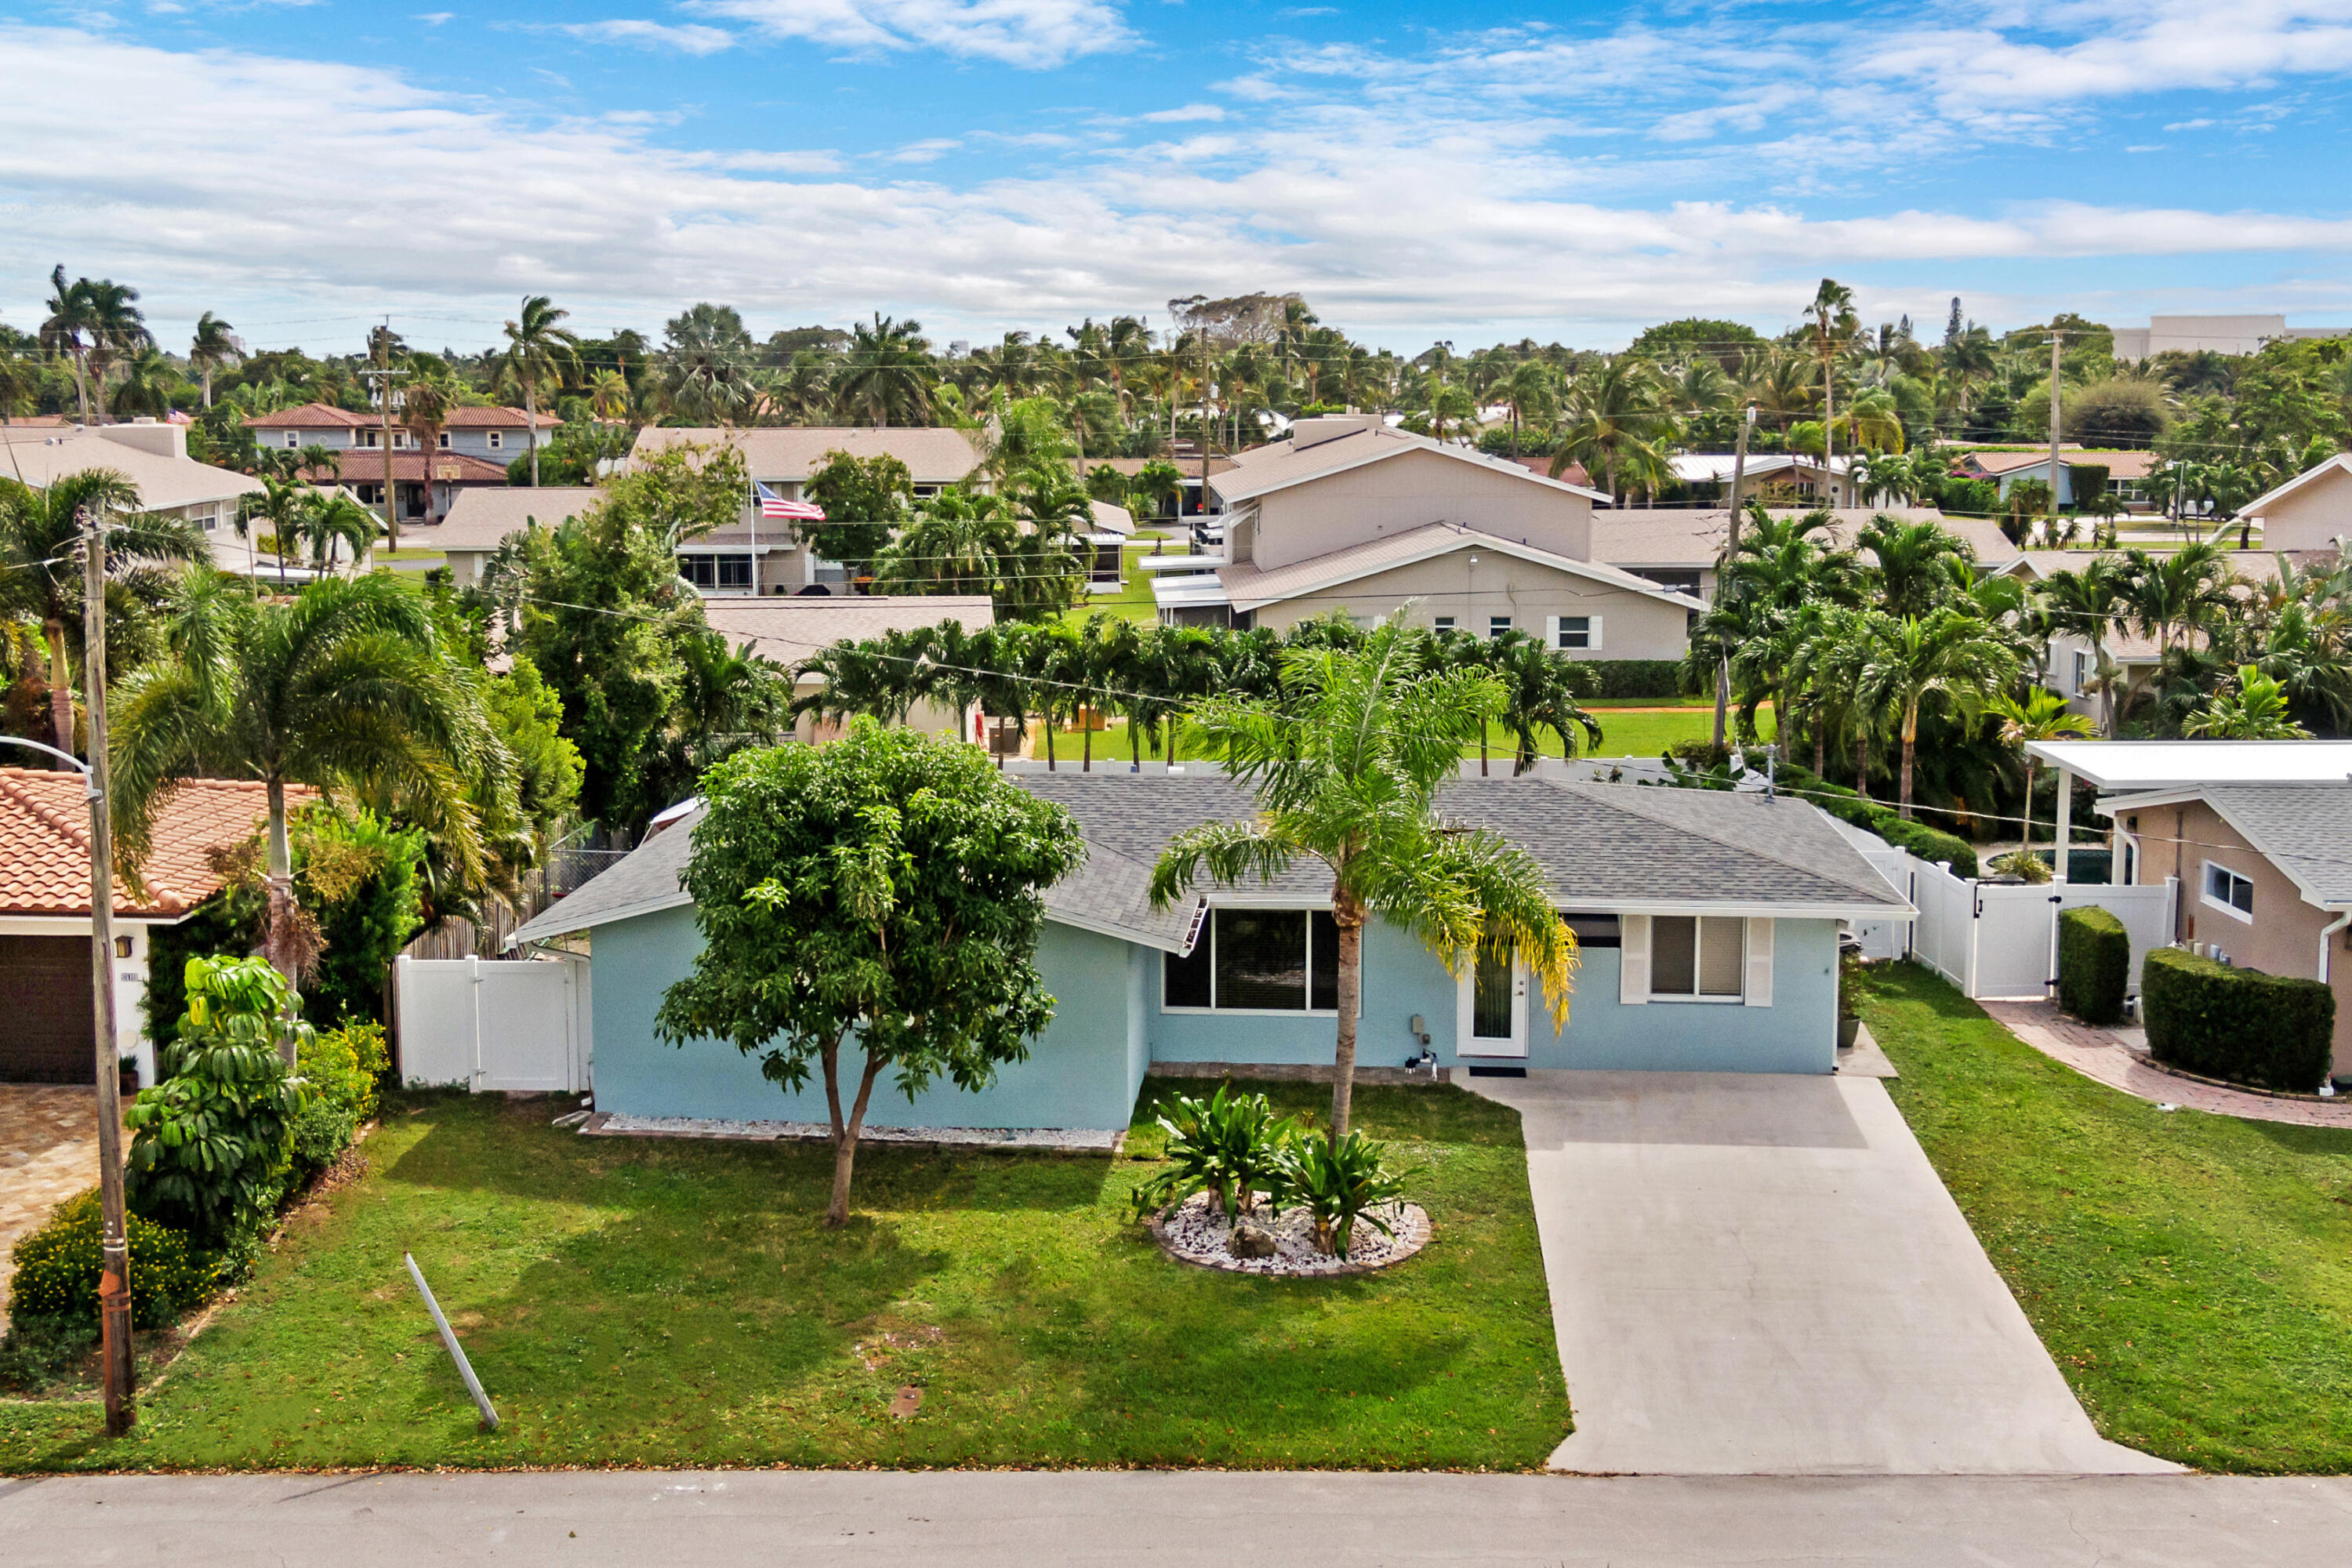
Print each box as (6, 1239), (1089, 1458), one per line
(1291, 414), (1381, 452)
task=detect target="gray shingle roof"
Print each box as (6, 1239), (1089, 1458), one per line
(2200, 784), (2352, 908)
(1014, 772), (1909, 914)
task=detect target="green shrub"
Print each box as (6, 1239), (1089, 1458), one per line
(2057, 906), (2130, 1025)
(7, 1189), (220, 1330)
(1989, 849), (2053, 884)
(287, 1095), (361, 1185)
(126, 956), (311, 1248)
(301, 1020), (389, 1123)
(0, 1313), (98, 1393)
(2142, 946), (2336, 1091)
(1131, 1084), (1294, 1221)
(1270, 1131), (1422, 1258)
(1575, 659), (1690, 700)
(296, 808), (426, 1029)
(1868, 812), (1980, 878)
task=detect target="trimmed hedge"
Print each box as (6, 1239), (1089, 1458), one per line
(1751, 763), (1981, 877)
(1575, 659), (1690, 700)
(7, 1189), (220, 1329)
(2142, 946), (2336, 1091)
(2057, 906), (2130, 1025)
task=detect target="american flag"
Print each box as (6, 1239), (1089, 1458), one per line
(756, 481), (826, 521)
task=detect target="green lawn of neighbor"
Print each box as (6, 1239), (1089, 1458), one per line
(1864, 961), (2352, 1473)
(2, 1079), (1566, 1473)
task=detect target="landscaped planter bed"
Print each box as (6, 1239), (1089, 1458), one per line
(1149, 1192), (1431, 1277)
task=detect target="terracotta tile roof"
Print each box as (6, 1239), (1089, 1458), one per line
(243, 401), (370, 430)
(0, 770), (312, 919)
(440, 406), (562, 430)
(302, 450), (512, 485)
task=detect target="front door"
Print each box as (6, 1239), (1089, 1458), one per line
(1460, 939), (1528, 1058)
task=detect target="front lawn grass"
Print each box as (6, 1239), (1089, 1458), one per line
(2, 1079), (1565, 1472)
(1864, 961), (2352, 1472)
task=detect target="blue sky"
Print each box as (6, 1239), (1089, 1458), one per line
(2, 1), (2350, 355)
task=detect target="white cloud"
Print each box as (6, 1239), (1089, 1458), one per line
(4, 24), (2350, 351)
(416, 10), (453, 23)
(561, 19), (737, 55)
(690, 0), (1130, 67)
(2164, 118), (2216, 130)
(1139, 103), (1225, 122)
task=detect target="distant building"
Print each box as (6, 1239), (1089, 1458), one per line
(1, 419), (267, 575)
(2108, 316), (2348, 361)
(244, 401), (559, 526)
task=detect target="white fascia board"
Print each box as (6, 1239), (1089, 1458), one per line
(1573, 898), (1918, 920)
(505, 890), (693, 948)
(1044, 903), (1202, 956)
(1230, 533), (1705, 615)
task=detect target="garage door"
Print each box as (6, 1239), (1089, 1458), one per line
(0, 936), (96, 1083)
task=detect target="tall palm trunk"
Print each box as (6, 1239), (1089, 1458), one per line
(1898, 703), (1920, 819)
(43, 618), (74, 757)
(525, 381), (541, 488)
(201, 368), (214, 408)
(1855, 727), (1871, 801)
(71, 354), (90, 424)
(1330, 887), (1364, 1142)
(1043, 704), (1057, 770)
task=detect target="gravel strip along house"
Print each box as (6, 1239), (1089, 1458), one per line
(503, 774), (1911, 1135)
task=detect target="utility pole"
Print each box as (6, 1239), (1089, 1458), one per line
(2046, 330), (2066, 538)
(361, 320), (407, 552)
(83, 510), (135, 1436)
(1714, 403), (1755, 750)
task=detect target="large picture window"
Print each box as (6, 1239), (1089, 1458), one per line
(1650, 915), (1746, 1000)
(1163, 909), (1340, 1012)
(678, 553), (753, 590)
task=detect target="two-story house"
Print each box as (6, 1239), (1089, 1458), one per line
(1148, 415), (1704, 658)
(245, 401), (558, 526)
(625, 426), (986, 596)
(2, 418), (267, 574)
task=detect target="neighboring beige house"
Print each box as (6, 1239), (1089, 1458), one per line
(1954, 447), (2163, 511)
(1158, 415), (1703, 651)
(434, 486), (602, 588)
(700, 595), (993, 745)
(626, 426), (987, 595)
(2241, 454), (2352, 552)
(1592, 506), (2016, 601)
(2, 419), (267, 575)
(1666, 452), (1853, 506)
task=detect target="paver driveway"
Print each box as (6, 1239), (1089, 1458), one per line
(0, 1085), (109, 1314)
(1468, 1069), (2178, 1475)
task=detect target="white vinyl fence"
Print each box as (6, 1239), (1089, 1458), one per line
(393, 953), (592, 1093)
(1861, 848), (2176, 1001)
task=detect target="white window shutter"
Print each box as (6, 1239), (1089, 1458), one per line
(1744, 917), (1774, 1007)
(1545, 614), (1561, 648)
(1620, 914), (1651, 1004)
(1589, 615), (1604, 651)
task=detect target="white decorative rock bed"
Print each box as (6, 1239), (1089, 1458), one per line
(1149, 1191), (1432, 1277)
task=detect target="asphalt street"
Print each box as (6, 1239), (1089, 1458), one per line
(5, 1469), (2350, 1566)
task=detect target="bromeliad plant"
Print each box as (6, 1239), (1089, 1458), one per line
(1129, 1085), (1294, 1221)
(125, 956), (312, 1250)
(1272, 1130), (1423, 1260)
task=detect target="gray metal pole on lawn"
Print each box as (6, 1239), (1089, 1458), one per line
(84, 511), (136, 1436)
(405, 1252), (500, 1431)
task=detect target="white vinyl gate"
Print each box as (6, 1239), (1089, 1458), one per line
(394, 953), (592, 1092)
(1880, 854), (2176, 1001)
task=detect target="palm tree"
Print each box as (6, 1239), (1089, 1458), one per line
(1989, 688), (2093, 867)
(108, 347), (179, 422)
(1860, 608), (2022, 818)
(502, 296), (582, 488)
(1490, 633), (1602, 773)
(1857, 515), (1972, 619)
(294, 490), (378, 576)
(589, 368), (634, 422)
(2183, 666), (2309, 739)
(238, 473), (311, 586)
(71, 279), (151, 426)
(401, 374), (451, 521)
(1149, 615), (1577, 1141)
(2034, 560), (2127, 735)
(1807, 279), (1859, 500)
(836, 314), (935, 428)
(1494, 360), (1558, 460)
(1551, 358), (1669, 502)
(190, 312), (239, 408)
(0, 469), (207, 754)
(38, 267), (96, 424)
(111, 571), (503, 1022)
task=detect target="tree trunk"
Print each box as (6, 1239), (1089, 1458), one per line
(1043, 704), (1056, 770)
(1330, 888), (1364, 1142)
(1898, 707), (1919, 819)
(44, 618), (74, 757)
(1812, 707), (1825, 777)
(1856, 728), (1870, 801)
(71, 354), (90, 424)
(526, 382), (541, 488)
(1479, 717), (1490, 776)
(201, 368), (213, 409)
(263, 777), (299, 1056)
(828, 1050), (887, 1229)
(1082, 714), (1092, 772)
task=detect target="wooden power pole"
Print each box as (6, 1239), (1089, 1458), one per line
(83, 510), (135, 1436)
(361, 322), (407, 552)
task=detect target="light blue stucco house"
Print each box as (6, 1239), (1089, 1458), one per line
(505, 774), (1915, 1133)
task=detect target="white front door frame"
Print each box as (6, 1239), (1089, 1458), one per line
(1457, 945), (1530, 1058)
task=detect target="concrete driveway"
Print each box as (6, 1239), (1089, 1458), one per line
(1469, 1070), (2179, 1476)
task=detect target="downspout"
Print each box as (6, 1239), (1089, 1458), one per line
(2321, 911), (2350, 986)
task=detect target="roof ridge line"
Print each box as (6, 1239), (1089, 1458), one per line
(1560, 779), (1886, 900)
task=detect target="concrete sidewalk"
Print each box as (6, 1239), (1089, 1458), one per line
(1469, 1069), (2176, 1475)
(5, 1470), (2349, 1567)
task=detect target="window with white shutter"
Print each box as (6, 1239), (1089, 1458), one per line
(1743, 917), (1775, 1007)
(1618, 914), (1651, 1004)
